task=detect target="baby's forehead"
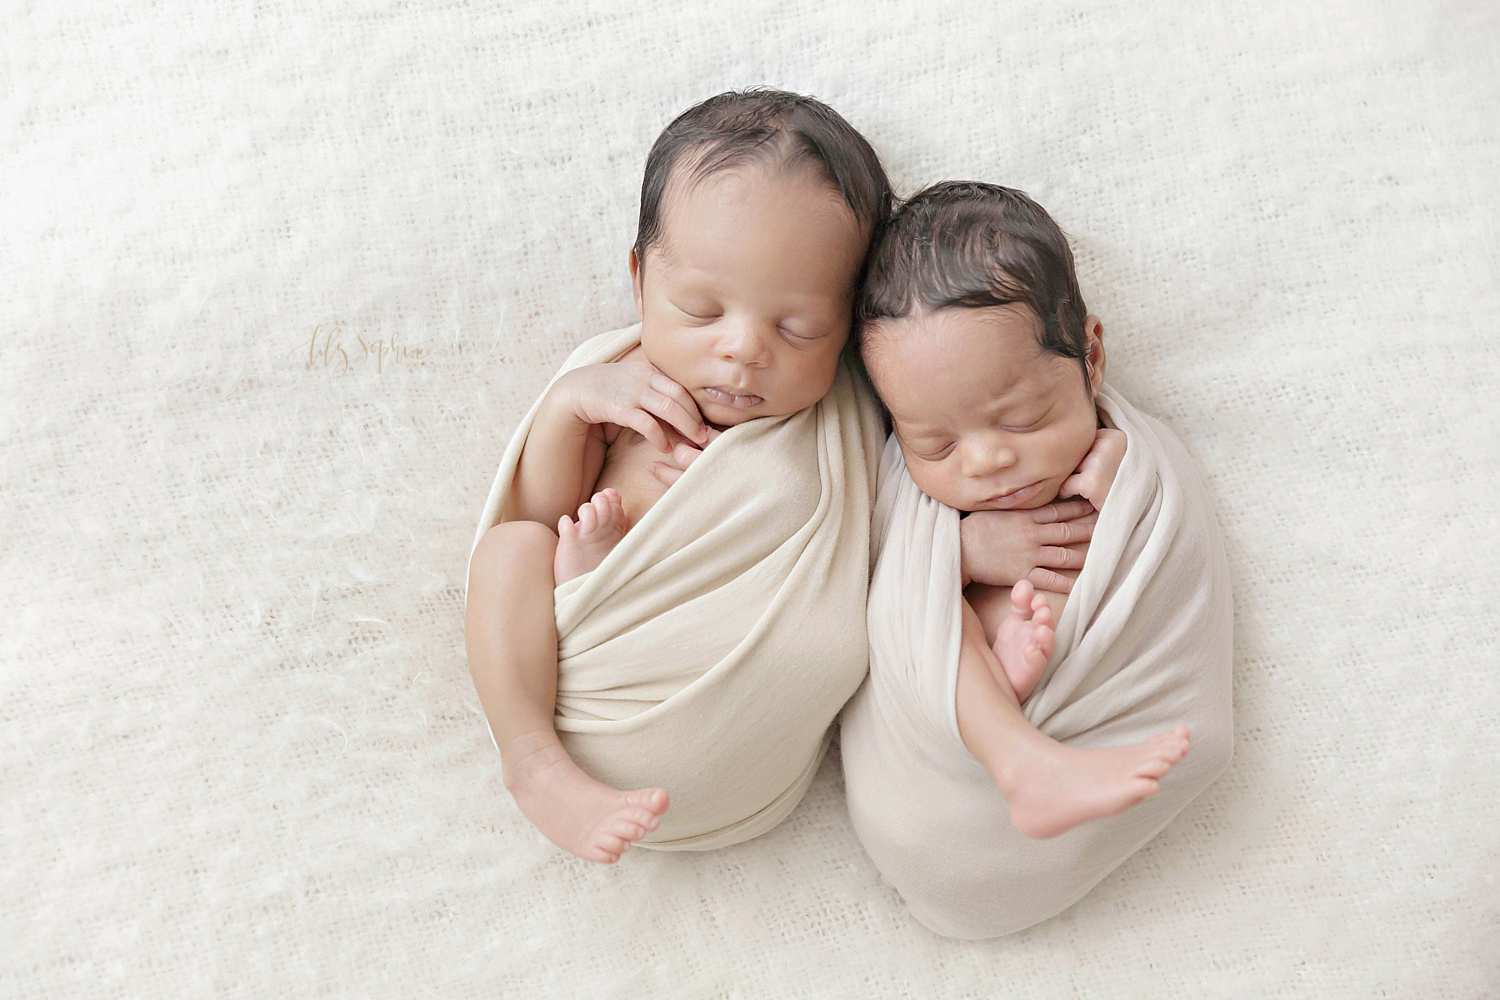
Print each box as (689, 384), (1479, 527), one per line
(871, 308), (1046, 365)
(868, 311), (1075, 406)
(659, 158), (854, 234)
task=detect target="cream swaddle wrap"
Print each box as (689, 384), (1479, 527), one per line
(839, 384), (1234, 937)
(467, 325), (885, 851)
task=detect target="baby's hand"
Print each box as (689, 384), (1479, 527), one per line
(648, 427), (724, 487)
(1060, 428), (1127, 511)
(960, 500), (1097, 593)
(556, 362), (708, 454)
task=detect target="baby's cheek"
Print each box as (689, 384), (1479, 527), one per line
(1056, 426), (1098, 476)
(905, 457), (967, 511)
(790, 356), (841, 403)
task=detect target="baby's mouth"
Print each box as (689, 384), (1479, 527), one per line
(984, 480), (1045, 509)
(702, 386), (764, 409)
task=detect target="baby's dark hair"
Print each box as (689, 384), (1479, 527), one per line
(859, 181), (1091, 385)
(634, 88), (892, 277)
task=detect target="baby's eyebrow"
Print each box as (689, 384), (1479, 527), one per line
(986, 384), (1049, 413)
(894, 421), (951, 440)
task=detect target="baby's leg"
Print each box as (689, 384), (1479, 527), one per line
(467, 520), (668, 862)
(553, 488), (628, 585)
(955, 599), (1191, 839)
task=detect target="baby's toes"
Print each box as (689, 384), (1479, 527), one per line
(624, 806), (661, 831)
(597, 832), (630, 857)
(1138, 756), (1174, 780)
(609, 818), (647, 842)
(606, 493), (628, 529)
(1010, 579), (1035, 614)
(627, 788), (670, 815)
(576, 501), (597, 533)
(598, 497), (624, 532)
(1131, 776), (1163, 799)
(589, 847), (623, 865)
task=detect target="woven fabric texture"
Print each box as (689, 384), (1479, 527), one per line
(4, 1), (1497, 996)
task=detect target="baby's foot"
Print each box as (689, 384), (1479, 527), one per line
(996, 725), (1191, 839)
(991, 579), (1054, 703)
(504, 734), (670, 864)
(554, 488), (627, 584)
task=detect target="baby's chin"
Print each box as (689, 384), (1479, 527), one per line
(695, 394), (808, 428)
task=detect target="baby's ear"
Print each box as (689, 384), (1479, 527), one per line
(629, 248), (644, 317)
(1084, 315), (1106, 390)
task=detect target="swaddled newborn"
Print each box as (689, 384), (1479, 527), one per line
(841, 182), (1233, 937)
(465, 89), (890, 863)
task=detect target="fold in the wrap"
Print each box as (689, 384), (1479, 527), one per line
(839, 384), (1233, 937)
(466, 325), (885, 850)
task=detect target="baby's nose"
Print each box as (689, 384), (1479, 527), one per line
(716, 319), (773, 366)
(960, 436), (1017, 478)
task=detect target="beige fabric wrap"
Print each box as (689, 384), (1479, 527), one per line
(839, 384), (1234, 937)
(466, 325), (885, 850)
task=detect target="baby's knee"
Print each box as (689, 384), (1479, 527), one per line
(470, 520), (558, 577)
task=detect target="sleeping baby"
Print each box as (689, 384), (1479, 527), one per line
(465, 89), (890, 863)
(840, 181), (1234, 938)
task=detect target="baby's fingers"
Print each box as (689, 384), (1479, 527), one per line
(1030, 499), (1095, 524)
(671, 439), (705, 470)
(1041, 515), (1095, 547)
(648, 461), (684, 488)
(644, 375), (708, 447)
(1037, 545), (1087, 571)
(619, 410), (674, 454)
(1027, 567), (1076, 594)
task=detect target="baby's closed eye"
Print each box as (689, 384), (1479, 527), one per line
(672, 300), (721, 320)
(903, 435), (955, 460)
(778, 321), (830, 341)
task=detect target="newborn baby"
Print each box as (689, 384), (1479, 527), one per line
(466, 89), (891, 863)
(859, 183), (1191, 837)
(840, 180), (1233, 937)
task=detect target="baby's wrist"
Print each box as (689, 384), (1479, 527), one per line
(543, 373), (598, 432)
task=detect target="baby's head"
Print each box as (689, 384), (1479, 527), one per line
(858, 181), (1107, 512)
(630, 89), (891, 426)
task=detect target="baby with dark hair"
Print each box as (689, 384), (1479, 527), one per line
(841, 182), (1233, 936)
(466, 90), (892, 864)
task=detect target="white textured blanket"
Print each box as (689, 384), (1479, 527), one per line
(9, 1), (1497, 994)
(467, 326), (886, 848)
(841, 385), (1234, 938)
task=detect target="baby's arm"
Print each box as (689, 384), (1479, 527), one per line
(503, 360), (708, 528)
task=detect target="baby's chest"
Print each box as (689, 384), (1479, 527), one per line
(593, 428), (671, 529)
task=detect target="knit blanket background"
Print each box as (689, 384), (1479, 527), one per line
(5, 1), (1496, 995)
